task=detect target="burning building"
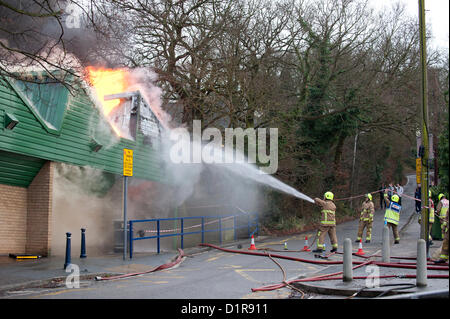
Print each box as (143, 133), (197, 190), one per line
(0, 67), (167, 257)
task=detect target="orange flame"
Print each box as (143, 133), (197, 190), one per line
(85, 66), (131, 136)
(85, 66), (130, 115)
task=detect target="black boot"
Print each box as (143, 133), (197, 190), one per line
(330, 248), (337, 253)
(312, 248), (323, 253)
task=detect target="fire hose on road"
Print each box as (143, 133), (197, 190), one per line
(94, 248), (185, 281)
(198, 243), (449, 270)
(198, 243), (449, 294)
(93, 185), (445, 294)
(90, 242), (447, 299)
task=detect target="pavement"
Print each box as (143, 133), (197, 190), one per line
(0, 250), (180, 294)
(0, 174), (448, 299)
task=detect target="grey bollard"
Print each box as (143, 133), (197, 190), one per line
(382, 225), (390, 263)
(417, 239), (427, 287)
(343, 238), (353, 282)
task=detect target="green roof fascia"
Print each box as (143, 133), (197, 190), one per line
(3, 75), (71, 136)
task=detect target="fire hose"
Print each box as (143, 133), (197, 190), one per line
(198, 243), (449, 294)
(335, 187), (437, 212)
(199, 243), (449, 270)
(94, 248), (185, 281)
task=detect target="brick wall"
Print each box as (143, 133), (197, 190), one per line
(26, 161), (54, 256)
(0, 184), (28, 255)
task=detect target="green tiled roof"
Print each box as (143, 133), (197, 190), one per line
(8, 75), (69, 134)
(0, 75), (165, 187)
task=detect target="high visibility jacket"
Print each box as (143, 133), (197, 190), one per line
(438, 199), (449, 232)
(429, 199), (435, 224)
(314, 198), (336, 226)
(444, 206), (449, 234)
(419, 199), (435, 224)
(437, 199), (449, 219)
(385, 200), (401, 225)
(360, 200), (375, 221)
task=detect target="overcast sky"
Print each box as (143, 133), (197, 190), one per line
(368, 0), (449, 52)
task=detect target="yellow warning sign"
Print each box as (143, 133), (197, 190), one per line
(123, 149), (133, 176)
(416, 158), (421, 185)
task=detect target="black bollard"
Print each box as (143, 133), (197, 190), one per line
(80, 228), (87, 258)
(64, 232), (71, 270)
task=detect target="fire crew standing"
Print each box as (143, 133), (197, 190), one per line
(436, 193), (448, 234)
(356, 194), (375, 243)
(435, 194), (449, 263)
(313, 192), (338, 253)
(384, 191), (401, 244)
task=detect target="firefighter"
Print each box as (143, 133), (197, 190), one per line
(418, 190), (435, 244)
(436, 194), (448, 233)
(435, 194), (449, 263)
(384, 191), (401, 244)
(356, 193), (375, 243)
(313, 191), (338, 253)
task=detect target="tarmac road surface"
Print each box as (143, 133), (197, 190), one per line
(0, 175), (447, 300)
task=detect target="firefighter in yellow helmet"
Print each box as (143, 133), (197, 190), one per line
(356, 193), (375, 243)
(435, 193), (449, 263)
(313, 191), (338, 253)
(418, 190), (435, 244)
(437, 193), (448, 234)
(384, 190), (401, 244)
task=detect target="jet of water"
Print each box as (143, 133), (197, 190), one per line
(212, 144), (314, 203)
(220, 161), (315, 203)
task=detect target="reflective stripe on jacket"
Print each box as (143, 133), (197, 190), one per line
(314, 198), (336, 226)
(321, 209), (336, 225)
(438, 199), (449, 219)
(429, 199), (435, 223)
(360, 201), (375, 221)
(385, 201), (401, 225)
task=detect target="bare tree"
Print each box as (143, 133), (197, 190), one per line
(0, 0), (85, 91)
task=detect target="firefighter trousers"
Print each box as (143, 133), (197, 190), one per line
(439, 228), (448, 261)
(387, 222), (400, 242)
(357, 220), (373, 241)
(316, 225), (338, 250)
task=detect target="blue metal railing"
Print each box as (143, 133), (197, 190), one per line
(128, 213), (258, 259)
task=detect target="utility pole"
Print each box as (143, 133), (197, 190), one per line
(349, 131), (358, 210)
(418, 0), (429, 248)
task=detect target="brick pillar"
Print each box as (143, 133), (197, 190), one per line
(0, 184), (28, 255)
(26, 161), (54, 256)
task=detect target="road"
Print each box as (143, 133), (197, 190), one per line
(4, 237), (330, 299)
(1, 175), (436, 300)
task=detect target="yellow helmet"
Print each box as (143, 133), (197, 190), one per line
(366, 193), (372, 201)
(438, 193), (445, 201)
(429, 190), (432, 197)
(391, 194), (400, 203)
(324, 191), (334, 200)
